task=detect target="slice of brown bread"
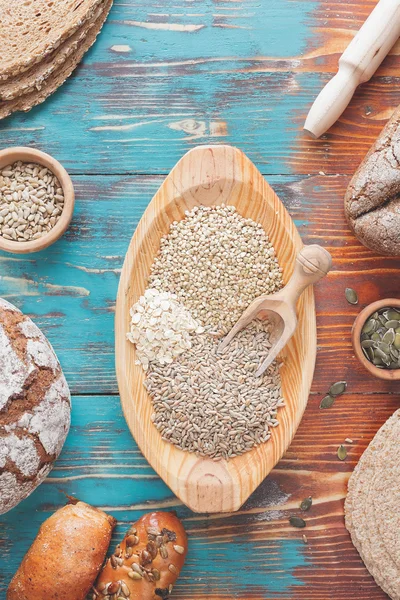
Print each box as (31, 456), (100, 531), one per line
(0, 0), (105, 81)
(0, 0), (112, 120)
(344, 105), (400, 256)
(0, 0), (107, 101)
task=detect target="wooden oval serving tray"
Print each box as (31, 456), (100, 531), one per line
(115, 145), (316, 513)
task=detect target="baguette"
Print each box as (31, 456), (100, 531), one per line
(7, 501), (116, 600)
(344, 105), (400, 256)
(92, 512), (188, 600)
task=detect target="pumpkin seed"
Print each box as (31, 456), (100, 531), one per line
(395, 333), (400, 350)
(371, 332), (381, 342)
(289, 516), (306, 528)
(345, 288), (358, 305)
(361, 339), (375, 348)
(385, 320), (399, 330)
(329, 381), (347, 397)
(337, 445), (347, 460)
(320, 395), (334, 409)
(362, 319), (377, 335)
(384, 309), (400, 320)
(376, 341), (391, 354)
(300, 496), (312, 511)
(378, 315), (387, 326)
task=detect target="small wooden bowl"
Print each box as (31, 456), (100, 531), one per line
(0, 147), (74, 254)
(352, 298), (400, 381)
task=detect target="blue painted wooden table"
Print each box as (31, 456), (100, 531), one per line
(1, 1), (400, 598)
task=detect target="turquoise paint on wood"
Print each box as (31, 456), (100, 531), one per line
(0, 174), (311, 395)
(0, 396), (310, 598)
(0, 0), (319, 176)
(0, 0), (321, 597)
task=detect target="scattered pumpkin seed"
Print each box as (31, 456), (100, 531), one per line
(300, 496), (312, 511)
(329, 381), (347, 397)
(337, 444), (347, 461)
(320, 394), (335, 409)
(345, 288), (358, 305)
(289, 516), (306, 528)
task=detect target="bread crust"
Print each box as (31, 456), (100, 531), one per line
(0, 0), (112, 120)
(344, 105), (400, 256)
(0, 298), (71, 514)
(7, 501), (117, 600)
(0, 0), (105, 81)
(93, 512), (188, 600)
(0, 0), (107, 101)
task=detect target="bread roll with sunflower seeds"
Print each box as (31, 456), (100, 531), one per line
(92, 512), (187, 600)
(7, 501), (116, 600)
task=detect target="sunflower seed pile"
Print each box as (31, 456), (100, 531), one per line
(0, 161), (64, 242)
(145, 320), (284, 460)
(361, 307), (400, 369)
(148, 204), (283, 328)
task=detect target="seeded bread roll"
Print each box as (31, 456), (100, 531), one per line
(7, 501), (117, 600)
(0, 298), (71, 514)
(92, 512), (188, 600)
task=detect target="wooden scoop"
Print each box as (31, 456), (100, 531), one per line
(219, 245), (332, 375)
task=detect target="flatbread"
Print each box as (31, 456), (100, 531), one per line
(0, 0), (105, 81)
(345, 409), (400, 600)
(0, 0), (107, 101)
(345, 412), (399, 599)
(373, 424), (400, 571)
(0, 0), (112, 120)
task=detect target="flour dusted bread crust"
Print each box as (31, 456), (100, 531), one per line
(0, 0), (112, 120)
(345, 106), (400, 256)
(7, 501), (116, 600)
(0, 0), (105, 81)
(0, 298), (71, 514)
(93, 512), (188, 600)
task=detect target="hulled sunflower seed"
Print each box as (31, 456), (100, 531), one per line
(173, 544), (185, 555)
(168, 564), (179, 575)
(128, 572), (142, 581)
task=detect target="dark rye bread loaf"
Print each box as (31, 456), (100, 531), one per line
(0, 298), (71, 514)
(345, 106), (400, 256)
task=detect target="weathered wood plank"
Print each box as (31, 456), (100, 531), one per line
(1, 0), (399, 176)
(1, 392), (397, 598)
(2, 173), (399, 395)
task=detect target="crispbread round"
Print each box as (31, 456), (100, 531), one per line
(345, 409), (400, 600)
(372, 421), (400, 572)
(0, 0), (112, 120)
(0, 0), (105, 81)
(365, 415), (400, 599)
(0, 0), (107, 101)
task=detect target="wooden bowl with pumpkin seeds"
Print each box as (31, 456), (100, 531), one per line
(352, 298), (400, 380)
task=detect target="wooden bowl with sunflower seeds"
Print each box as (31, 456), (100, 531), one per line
(0, 146), (74, 254)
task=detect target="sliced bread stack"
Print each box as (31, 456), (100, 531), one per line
(0, 0), (113, 120)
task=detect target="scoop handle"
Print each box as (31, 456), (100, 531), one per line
(304, 0), (400, 138)
(285, 245), (332, 305)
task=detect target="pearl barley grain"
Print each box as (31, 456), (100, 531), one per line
(148, 205), (283, 328)
(0, 161), (64, 243)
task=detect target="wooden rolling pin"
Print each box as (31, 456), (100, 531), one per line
(304, 0), (400, 138)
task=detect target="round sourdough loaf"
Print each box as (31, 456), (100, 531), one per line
(0, 298), (71, 514)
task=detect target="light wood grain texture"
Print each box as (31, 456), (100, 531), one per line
(220, 244), (331, 375)
(116, 144), (316, 513)
(304, 0), (400, 137)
